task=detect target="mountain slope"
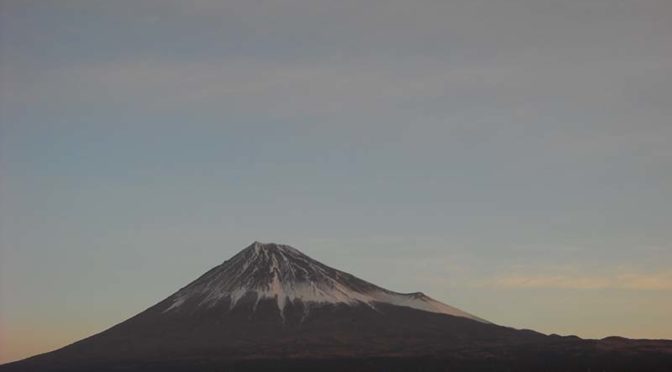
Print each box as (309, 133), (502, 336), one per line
(2, 242), (671, 372)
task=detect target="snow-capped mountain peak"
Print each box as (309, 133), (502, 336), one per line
(165, 241), (485, 322)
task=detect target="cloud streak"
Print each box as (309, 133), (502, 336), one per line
(481, 270), (672, 290)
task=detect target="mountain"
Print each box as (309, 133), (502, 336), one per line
(2, 242), (671, 372)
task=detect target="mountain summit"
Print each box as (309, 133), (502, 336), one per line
(2, 242), (671, 372)
(164, 241), (484, 321)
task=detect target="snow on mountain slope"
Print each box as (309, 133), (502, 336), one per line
(164, 241), (486, 322)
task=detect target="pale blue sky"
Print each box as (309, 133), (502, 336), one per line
(1, 0), (671, 363)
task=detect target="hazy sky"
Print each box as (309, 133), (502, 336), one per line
(1, 0), (671, 364)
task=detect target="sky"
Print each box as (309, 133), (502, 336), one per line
(1, 0), (671, 364)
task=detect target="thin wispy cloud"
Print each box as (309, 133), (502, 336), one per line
(480, 270), (672, 290)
